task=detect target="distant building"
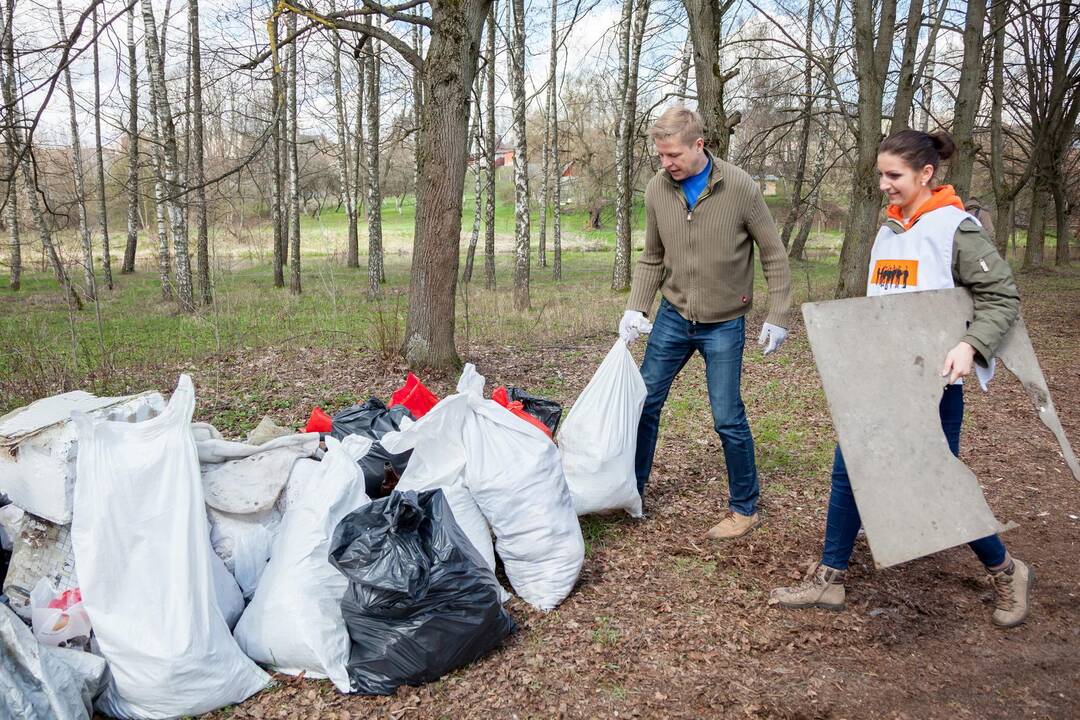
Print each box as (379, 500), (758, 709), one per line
(753, 174), (779, 196)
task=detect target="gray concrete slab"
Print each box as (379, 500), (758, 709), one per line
(802, 288), (1077, 568)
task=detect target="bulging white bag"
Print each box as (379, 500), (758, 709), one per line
(558, 341), (646, 517)
(70, 375), (269, 719)
(233, 435), (373, 693)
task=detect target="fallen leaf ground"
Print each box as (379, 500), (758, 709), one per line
(91, 270), (1078, 720)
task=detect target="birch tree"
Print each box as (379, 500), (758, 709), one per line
(122, 6), (139, 274)
(92, 6), (112, 290)
(366, 19), (384, 295)
(143, 0), (192, 308)
(549, 0), (562, 281)
(0, 10), (16, 291)
(58, 0), (97, 302)
(612, 0), (649, 292)
(270, 11), (285, 287)
(509, 0), (530, 310)
(287, 12), (301, 294)
(484, 1), (497, 290)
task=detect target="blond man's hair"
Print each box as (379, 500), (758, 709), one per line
(648, 106), (705, 146)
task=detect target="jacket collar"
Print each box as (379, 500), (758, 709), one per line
(660, 148), (724, 190)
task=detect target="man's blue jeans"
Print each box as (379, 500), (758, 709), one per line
(822, 384), (1008, 570)
(634, 299), (759, 516)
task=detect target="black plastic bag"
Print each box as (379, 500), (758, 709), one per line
(507, 387), (563, 435)
(330, 489), (516, 695)
(330, 399), (413, 497)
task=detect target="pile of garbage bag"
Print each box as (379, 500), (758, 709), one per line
(0, 342), (646, 717)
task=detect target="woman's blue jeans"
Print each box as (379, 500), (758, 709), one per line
(634, 300), (759, 516)
(821, 383), (1008, 570)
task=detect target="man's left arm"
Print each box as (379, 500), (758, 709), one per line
(746, 186), (793, 331)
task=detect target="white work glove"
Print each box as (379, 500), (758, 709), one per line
(757, 322), (788, 356)
(619, 310), (653, 346)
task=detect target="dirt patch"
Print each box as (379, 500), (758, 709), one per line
(66, 272), (1080, 720)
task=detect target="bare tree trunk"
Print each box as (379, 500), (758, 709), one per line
(836, 0), (899, 297)
(331, 14), (358, 269)
(944, 0), (987, 198)
(780, 0), (816, 249)
(0, 8), (17, 291)
(150, 112), (172, 300)
(92, 6), (112, 290)
(189, 0), (211, 305)
(287, 12), (301, 294)
(484, 1), (497, 290)
(354, 45), (365, 221)
(920, 0), (937, 131)
(366, 20), (384, 295)
(412, 13), (423, 195)
(403, 0), (491, 370)
(143, 0), (192, 308)
(58, 0), (97, 303)
(270, 11), (284, 287)
(122, 6), (139, 274)
(988, 0), (1025, 254)
(509, 0), (530, 310)
(550, 0), (562, 282)
(888, 0), (924, 134)
(1023, 179), (1048, 269)
(463, 75), (482, 283)
(612, 0), (649, 291)
(5, 0), (76, 304)
(683, 0), (740, 158)
(1053, 173), (1071, 265)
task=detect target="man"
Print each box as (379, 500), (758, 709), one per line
(619, 106), (792, 540)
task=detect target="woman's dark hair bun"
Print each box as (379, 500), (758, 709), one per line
(929, 132), (956, 162)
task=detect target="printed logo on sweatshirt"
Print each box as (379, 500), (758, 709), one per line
(872, 259), (918, 290)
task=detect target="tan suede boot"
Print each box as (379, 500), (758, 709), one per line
(705, 510), (760, 540)
(770, 562), (847, 611)
(988, 558), (1034, 628)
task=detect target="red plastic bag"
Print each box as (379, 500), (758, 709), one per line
(492, 386), (553, 439)
(389, 373), (439, 419)
(305, 407), (333, 433)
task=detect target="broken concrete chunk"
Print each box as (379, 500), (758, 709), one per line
(0, 392), (166, 524)
(246, 416), (293, 446)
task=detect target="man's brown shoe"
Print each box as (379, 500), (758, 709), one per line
(705, 510), (760, 540)
(989, 558), (1034, 628)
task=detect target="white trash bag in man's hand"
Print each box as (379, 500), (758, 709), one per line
(558, 341), (647, 518)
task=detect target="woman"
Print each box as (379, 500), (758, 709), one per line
(771, 129), (1033, 628)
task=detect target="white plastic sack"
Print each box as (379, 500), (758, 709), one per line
(30, 579), (92, 650)
(233, 435), (373, 693)
(70, 375), (269, 719)
(208, 507), (280, 599)
(1, 602), (106, 720)
(384, 366), (584, 611)
(557, 341), (646, 517)
(197, 431), (319, 514)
